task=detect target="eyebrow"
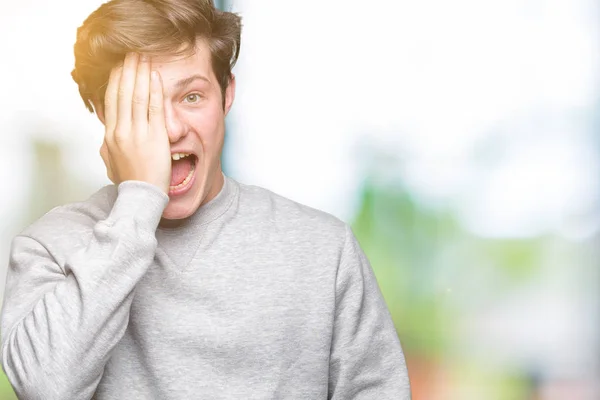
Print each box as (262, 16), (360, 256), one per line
(174, 74), (211, 90)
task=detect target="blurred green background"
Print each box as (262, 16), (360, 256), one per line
(1, 0), (599, 399)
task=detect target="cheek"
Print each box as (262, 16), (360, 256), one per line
(186, 105), (226, 146)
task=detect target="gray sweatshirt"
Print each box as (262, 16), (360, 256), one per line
(1, 175), (411, 399)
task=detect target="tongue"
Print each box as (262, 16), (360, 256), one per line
(170, 157), (193, 186)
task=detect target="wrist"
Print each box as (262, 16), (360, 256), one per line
(109, 180), (170, 230)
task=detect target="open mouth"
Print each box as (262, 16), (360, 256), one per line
(169, 153), (197, 195)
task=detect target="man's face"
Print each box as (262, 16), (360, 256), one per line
(99, 39), (235, 221)
(154, 40), (235, 220)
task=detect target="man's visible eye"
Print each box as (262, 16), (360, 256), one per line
(184, 93), (202, 104)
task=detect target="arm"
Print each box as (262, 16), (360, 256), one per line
(0, 182), (168, 400)
(1, 52), (172, 399)
(328, 225), (411, 399)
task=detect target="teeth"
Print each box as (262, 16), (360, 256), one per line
(171, 153), (190, 161)
(169, 163), (196, 191)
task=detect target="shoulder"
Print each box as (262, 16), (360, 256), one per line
(234, 179), (349, 249)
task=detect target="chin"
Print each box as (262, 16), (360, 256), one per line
(160, 163), (221, 222)
(161, 197), (201, 220)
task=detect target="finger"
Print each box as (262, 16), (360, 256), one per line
(103, 65), (123, 140)
(115, 52), (139, 142)
(148, 70), (166, 136)
(132, 54), (151, 132)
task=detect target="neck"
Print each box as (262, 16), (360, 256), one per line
(202, 168), (225, 207)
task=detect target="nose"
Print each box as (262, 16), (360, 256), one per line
(163, 103), (187, 143)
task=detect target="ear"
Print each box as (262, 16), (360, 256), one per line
(92, 99), (106, 125)
(224, 74), (236, 116)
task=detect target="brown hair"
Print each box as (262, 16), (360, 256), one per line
(71, 0), (242, 113)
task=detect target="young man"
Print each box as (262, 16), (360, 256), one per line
(1, 0), (411, 398)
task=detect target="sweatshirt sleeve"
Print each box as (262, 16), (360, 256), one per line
(0, 181), (169, 400)
(328, 225), (412, 400)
